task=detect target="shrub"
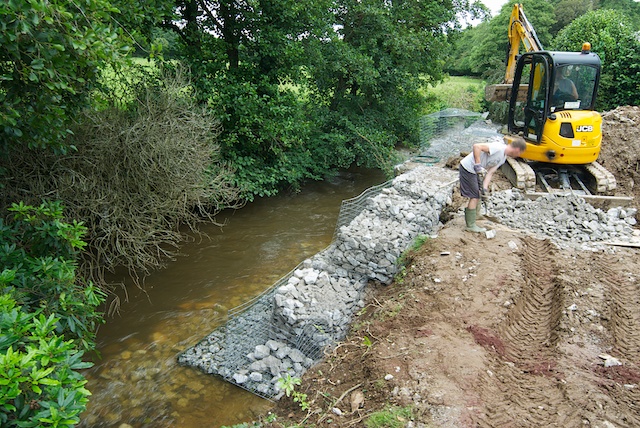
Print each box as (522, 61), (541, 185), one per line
(0, 201), (105, 427)
(0, 70), (242, 291)
(0, 0), (125, 152)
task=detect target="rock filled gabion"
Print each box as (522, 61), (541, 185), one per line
(178, 165), (458, 399)
(484, 189), (638, 249)
(326, 171), (455, 283)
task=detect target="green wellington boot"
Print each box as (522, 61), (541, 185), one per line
(464, 208), (486, 233)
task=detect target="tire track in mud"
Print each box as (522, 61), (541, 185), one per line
(588, 254), (640, 427)
(500, 238), (563, 363)
(595, 255), (640, 361)
(475, 238), (578, 427)
(475, 242), (640, 427)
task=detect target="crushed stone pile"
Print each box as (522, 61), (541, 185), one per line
(484, 189), (639, 249)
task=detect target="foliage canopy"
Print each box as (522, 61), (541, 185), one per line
(552, 9), (640, 110)
(113, 0), (483, 198)
(0, 0), (126, 152)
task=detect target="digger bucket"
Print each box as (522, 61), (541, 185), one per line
(485, 83), (529, 102)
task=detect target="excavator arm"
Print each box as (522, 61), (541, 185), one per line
(505, 4), (542, 83)
(485, 4), (542, 101)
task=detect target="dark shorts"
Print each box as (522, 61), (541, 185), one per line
(459, 166), (480, 199)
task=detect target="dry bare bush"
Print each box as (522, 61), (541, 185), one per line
(1, 71), (242, 307)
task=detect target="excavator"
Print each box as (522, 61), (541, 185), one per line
(486, 4), (619, 198)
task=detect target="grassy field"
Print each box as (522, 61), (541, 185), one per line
(422, 75), (486, 113)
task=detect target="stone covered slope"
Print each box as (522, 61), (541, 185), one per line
(178, 165), (458, 399)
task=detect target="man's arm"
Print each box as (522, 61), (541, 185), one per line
(482, 164), (500, 190)
(570, 81), (579, 99)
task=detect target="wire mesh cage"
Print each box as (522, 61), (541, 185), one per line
(332, 180), (392, 242)
(419, 108), (484, 147)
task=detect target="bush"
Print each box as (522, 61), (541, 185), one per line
(0, 0), (125, 152)
(0, 70), (242, 290)
(0, 201), (105, 427)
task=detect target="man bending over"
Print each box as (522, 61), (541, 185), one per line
(459, 136), (526, 232)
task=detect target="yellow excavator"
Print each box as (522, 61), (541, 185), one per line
(487, 4), (617, 196)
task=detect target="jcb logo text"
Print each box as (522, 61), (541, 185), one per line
(576, 125), (593, 132)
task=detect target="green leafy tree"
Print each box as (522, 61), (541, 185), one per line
(550, 0), (599, 35)
(308, 0), (483, 172)
(0, 0), (126, 152)
(108, 0), (485, 198)
(552, 9), (640, 110)
(120, 0), (336, 199)
(0, 201), (105, 427)
(599, 0), (640, 31)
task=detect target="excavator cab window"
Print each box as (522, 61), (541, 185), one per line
(508, 53), (550, 144)
(551, 64), (598, 111)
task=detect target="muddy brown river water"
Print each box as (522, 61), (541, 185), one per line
(79, 168), (386, 427)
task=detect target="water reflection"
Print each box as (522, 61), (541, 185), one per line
(80, 168), (386, 427)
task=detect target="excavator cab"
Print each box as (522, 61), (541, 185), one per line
(507, 47), (602, 165)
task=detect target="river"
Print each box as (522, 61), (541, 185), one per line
(79, 167), (387, 427)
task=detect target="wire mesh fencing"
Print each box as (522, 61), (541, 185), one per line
(418, 108), (501, 163)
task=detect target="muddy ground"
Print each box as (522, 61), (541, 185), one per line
(261, 106), (640, 428)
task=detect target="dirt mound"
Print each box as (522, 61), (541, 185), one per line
(599, 105), (640, 208)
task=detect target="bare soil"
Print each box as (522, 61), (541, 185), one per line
(263, 106), (640, 428)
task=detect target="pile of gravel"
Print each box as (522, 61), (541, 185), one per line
(484, 189), (638, 249)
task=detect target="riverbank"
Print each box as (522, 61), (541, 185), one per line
(262, 206), (640, 427)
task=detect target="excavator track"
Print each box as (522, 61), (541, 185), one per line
(584, 161), (617, 193)
(501, 157), (536, 192)
(500, 158), (632, 206)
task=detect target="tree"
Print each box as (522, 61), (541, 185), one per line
(550, 0), (599, 36)
(307, 0), (484, 171)
(552, 9), (640, 110)
(0, 0), (126, 152)
(448, 0), (556, 80)
(599, 0), (640, 31)
(124, 0), (338, 199)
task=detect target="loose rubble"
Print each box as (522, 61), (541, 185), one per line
(483, 189), (639, 249)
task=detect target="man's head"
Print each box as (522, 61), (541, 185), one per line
(506, 136), (526, 158)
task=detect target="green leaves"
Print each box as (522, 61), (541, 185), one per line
(304, 0), (473, 173)
(551, 9), (640, 110)
(0, 0), (126, 152)
(0, 202), (104, 427)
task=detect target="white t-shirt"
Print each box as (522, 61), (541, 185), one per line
(460, 141), (508, 174)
